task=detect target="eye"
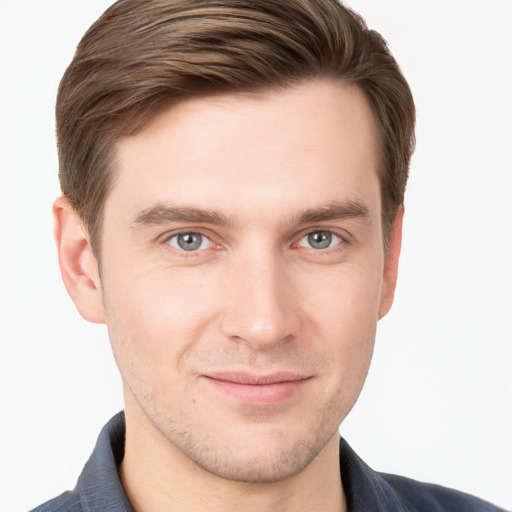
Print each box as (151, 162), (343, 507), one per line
(298, 231), (342, 250)
(167, 232), (213, 251)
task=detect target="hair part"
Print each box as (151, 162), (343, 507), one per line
(57, 0), (415, 255)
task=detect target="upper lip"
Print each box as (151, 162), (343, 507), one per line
(203, 372), (311, 385)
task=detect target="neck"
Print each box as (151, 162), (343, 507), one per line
(120, 402), (346, 512)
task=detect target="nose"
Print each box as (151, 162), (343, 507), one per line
(219, 248), (301, 350)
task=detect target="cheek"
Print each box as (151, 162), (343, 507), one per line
(299, 258), (383, 334)
(102, 265), (221, 385)
(297, 261), (381, 382)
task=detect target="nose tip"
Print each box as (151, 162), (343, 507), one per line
(228, 318), (297, 350)
(219, 260), (300, 350)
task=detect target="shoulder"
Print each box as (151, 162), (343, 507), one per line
(28, 492), (82, 512)
(379, 472), (507, 512)
(339, 438), (506, 512)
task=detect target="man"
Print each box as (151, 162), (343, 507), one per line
(28, 0), (506, 511)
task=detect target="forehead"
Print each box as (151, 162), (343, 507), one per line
(110, 80), (381, 224)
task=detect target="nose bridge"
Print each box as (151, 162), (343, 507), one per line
(220, 241), (299, 349)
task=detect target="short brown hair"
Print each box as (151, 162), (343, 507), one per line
(57, 0), (415, 254)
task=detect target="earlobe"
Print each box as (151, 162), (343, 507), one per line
(53, 196), (105, 323)
(378, 207), (404, 319)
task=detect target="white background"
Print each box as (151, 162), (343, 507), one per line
(0, 1), (511, 511)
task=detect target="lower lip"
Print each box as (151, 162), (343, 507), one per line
(203, 377), (310, 405)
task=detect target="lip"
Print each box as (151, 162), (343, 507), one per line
(202, 372), (311, 405)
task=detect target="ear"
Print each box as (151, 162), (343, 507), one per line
(378, 206), (404, 319)
(53, 196), (105, 323)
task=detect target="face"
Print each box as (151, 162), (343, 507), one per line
(93, 80), (399, 482)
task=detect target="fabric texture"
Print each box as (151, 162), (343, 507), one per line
(29, 412), (506, 512)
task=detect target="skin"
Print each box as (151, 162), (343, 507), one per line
(55, 80), (403, 512)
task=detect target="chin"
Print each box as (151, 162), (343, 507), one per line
(164, 418), (339, 484)
(189, 438), (325, 483)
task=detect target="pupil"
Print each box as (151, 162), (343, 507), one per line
(308, 232), (331, 249)
(178, 233), (202, 251)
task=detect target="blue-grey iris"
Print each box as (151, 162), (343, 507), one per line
(177, 233), (203, 251)
(308, 232), (332, 249)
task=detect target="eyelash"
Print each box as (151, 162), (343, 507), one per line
(162, 228), (348, 256)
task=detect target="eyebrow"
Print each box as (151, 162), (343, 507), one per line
(294, 200), (370, 225)
(131, 200), (370, 229)
(132, 204), (233, 227)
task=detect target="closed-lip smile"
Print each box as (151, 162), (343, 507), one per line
(201, 371), (312, 405)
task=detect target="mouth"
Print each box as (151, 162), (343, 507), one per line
(201, 371), (312, 405)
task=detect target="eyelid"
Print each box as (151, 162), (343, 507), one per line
(161, 227), (214, 242)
